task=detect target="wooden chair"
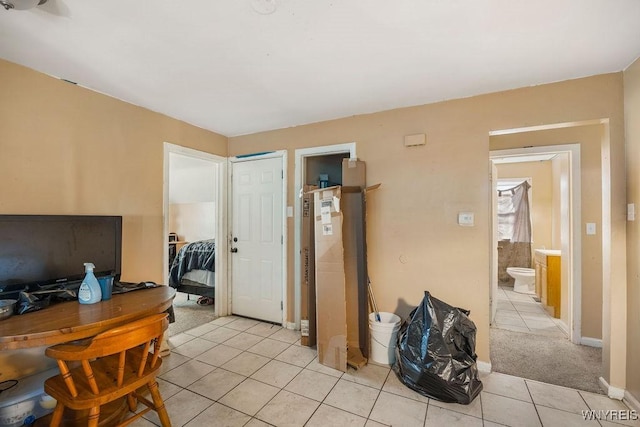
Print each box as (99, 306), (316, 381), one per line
(44, 314), (171, 427)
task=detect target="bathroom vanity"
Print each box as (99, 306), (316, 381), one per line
(534, 249), (561, 318)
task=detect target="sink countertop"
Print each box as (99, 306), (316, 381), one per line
(535, 249), (561, 256)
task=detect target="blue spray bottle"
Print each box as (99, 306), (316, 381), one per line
(78, 262), (102, 304)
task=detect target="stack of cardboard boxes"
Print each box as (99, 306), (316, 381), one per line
(301, 159), (378, 372)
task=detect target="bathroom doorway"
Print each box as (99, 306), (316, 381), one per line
(490, 145), (580, 342)
(488, 136), (605, 393)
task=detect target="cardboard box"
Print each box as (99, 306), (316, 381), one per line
(342, 158), (366, 187)
(341, 159), (368, 361)
(342, 187), (368, 361)
(312, 158), (374, 371)
(313, 186), (347, 370)
(300, 185), (318, 346)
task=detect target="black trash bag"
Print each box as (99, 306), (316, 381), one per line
(18, 291), (51, 314)
(17, 287), (77, 314)
(392, 291), (483, 404)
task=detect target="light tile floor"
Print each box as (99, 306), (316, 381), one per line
(131, 316), (638, 427)
(493, 285), (568, 338)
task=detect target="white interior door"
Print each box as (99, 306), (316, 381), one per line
(231, 156), (283, 323)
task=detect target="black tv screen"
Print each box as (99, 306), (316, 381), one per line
(0, 215), (122, 298)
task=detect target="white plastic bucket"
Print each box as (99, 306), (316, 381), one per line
(369, 312), (401, 365)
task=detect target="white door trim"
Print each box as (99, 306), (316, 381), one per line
(293, 142), (357, 329)
(489, 161), (498, 325)
(162, 142), (228, 317)
(490, 144), (581, 343)
(229, 150), (287, 326)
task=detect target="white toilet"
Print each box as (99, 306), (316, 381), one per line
(506, 267), (536, 294)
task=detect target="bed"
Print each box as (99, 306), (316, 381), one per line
(169, 239), (215, 300)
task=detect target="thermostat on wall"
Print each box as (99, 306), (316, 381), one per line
(458, 212), (474, 226)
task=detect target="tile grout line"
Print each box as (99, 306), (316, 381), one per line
(190, 342), (294, 423)
(181, 324), (325, 425)
(363, 371), (386, 424)
(523, 379), (545, 427)
(576, 389), (606, 427)
(300, 363), (345, 427)
(172, 326), (468, 425)
(174, 317), (566, 426)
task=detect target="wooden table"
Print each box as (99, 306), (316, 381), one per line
(0, 286), (176, 351)
(0, 287), (175, 426)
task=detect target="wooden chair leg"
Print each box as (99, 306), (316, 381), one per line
(49, 403), (65, 427)
(127, 392), (138, 412)
(88, 406), (100, 427)
(148, 380), (171, 427)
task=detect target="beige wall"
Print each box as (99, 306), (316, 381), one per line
(491, 126), (604, 339)
(0, 59), (227, 283)
(169, 202), (216, 242)
(624, 57), (640, 402)
(229, 73), (625, 374)
(495, 161), (553, 254)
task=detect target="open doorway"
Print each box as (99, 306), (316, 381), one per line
(491, 151), (574, 337)
(293, 143), (356, 329)
(163, 143), (227, 336)
(489, 140), (604, 393)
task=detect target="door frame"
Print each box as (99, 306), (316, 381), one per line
(490, 144), (582, 343)
(293, 142), (357, 329)
(228, 150), (287, 326)
(162, 142), (228, 317)
(489, 161), (498, 325)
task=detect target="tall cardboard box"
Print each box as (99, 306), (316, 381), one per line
(342, 187), (368, 360)
(300, 185), (317, 346)
(342, 158), (366, 188)
(341, 159), (369, 362)
(313, 186), (347, 370)
(313, 159), (372, 371)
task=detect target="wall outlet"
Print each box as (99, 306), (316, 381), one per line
(586, 223), (596, 235)
(628, 203), (635, 221)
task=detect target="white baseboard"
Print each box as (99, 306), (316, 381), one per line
(555, 320), (570, 336)
(599, 376), (625, 400)
(624, 390), (640, 411)
(477, 360), (492, 373)
(580, 337), (603, 348)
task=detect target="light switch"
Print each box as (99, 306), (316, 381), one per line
(586, 223), (596, 235)
(287, 206), (293, 217)
(628, 203), (635, 221)
(458, 212), (474, 226)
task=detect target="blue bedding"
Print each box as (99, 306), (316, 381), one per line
(169, 240), (215, 287)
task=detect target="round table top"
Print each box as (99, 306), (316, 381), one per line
(0, 286), (176, 351)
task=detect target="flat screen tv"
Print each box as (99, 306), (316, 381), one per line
(0, 215), (122, 299)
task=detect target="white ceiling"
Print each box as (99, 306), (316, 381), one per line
(1, 0), (639, 137)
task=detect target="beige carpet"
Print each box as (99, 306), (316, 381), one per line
(168, 291), (216, 336)
(490, 327), (603, 394)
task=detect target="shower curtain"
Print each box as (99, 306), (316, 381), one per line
(497, 181), (532, 284)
